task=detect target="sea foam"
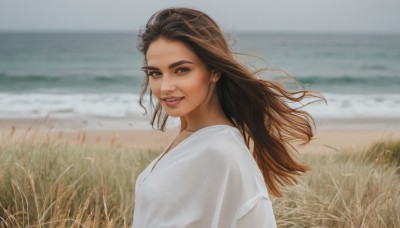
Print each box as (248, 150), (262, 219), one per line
(1, 93), (400, 120)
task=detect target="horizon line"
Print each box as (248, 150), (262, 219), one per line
(0, 29), (399, 36)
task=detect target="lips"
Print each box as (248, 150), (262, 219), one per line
(161, 96), (184, 107)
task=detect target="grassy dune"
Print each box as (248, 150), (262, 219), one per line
(0, 131), (399, 227)
(275, 140), (400, 227)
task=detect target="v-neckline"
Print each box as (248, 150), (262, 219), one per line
(148, 128), (200, 174)
(148, 125), (236, 175)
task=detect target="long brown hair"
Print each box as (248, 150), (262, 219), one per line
(138, 7), (323, 197)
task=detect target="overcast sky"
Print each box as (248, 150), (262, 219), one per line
(1, 0), (399, 34)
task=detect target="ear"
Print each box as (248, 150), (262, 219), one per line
(211, 70), (221, 83)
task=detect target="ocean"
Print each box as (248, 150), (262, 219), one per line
(0, 32), (399, 129)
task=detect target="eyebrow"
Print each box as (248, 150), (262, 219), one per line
(142, 60), (194, 71)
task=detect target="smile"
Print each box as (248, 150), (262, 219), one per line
(162, 96), (184, 107)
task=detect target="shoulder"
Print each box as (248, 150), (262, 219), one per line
(171, 125), (265, 187)
(194, 125), (250, 163)
(189, 125), (263, 183)
(196, 125), (247, 151)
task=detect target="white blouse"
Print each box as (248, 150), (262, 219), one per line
(132, 125), (276, 228)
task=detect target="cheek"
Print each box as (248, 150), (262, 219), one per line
(187, 76), (210, 95)
(149, 79), (161, 98)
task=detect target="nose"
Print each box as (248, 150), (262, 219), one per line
(160, 75), (176, 94)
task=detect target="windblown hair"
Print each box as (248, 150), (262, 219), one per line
(138, 7), (323, 197)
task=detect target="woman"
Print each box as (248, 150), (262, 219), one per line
(133, 7), (319, 227)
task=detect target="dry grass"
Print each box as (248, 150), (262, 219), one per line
(0, 130), (159, 227)
(0, 129), (399, 227)
(273, 140), (400, 227)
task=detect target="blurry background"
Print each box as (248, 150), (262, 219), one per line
(0, 0), (399, 130)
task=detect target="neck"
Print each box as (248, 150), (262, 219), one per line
(181, 94), (232, 132)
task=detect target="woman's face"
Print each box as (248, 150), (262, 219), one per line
(144, 37), (217, 118)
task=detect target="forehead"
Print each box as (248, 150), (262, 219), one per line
(146, 38), (200, 66)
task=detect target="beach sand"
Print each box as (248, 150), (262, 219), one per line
(1, 118), (400, 154)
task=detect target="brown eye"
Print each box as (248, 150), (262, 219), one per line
(176, 67), (190, 74)
(147, 71), (161, 78)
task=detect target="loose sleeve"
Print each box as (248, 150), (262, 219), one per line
(235, 195), (276, 228)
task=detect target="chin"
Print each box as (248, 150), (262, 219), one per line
(163, 109), (185, 117)
(166, 112), (182, 117)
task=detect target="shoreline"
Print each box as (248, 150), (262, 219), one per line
(1, 117), (400, 153)
(1, 116), (400, 131)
